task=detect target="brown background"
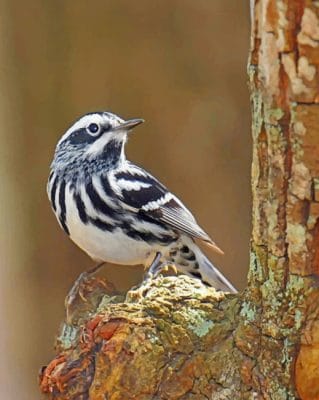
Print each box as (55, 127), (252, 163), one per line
(0, 1), (250, 398)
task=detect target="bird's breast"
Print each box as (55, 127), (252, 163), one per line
(64, 183), (166, 265)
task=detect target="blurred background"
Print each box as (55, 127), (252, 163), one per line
(0, 1), (250, 399)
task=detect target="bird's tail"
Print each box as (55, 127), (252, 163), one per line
(173, 238), (237, 293)
(195, 248), (237, 293)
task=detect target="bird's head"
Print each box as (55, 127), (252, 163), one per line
(53, 111), (144, 171)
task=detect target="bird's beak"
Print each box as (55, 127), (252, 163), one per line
(112, 118), (144, 132)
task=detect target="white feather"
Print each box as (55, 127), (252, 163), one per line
(142, 192), (173, 211)
(117, 179), (151, 191)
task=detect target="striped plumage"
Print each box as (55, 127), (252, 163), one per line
(48, 111), (236, 292)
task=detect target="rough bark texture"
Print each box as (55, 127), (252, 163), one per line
(39, 1), (319, 399)
(40, 275), (241, 399)
(249, 1), (319, 398)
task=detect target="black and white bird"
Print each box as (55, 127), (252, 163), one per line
(47, 111), (236, 292)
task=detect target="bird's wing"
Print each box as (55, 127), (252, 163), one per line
(113, 165), (224, 254)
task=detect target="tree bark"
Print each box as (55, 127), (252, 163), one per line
(39, 2), (319, 399)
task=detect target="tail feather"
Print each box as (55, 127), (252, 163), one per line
(172, 238), (237, 293)
(197, 252), (238, 293)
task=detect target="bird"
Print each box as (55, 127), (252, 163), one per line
(47, 111), (237, 293)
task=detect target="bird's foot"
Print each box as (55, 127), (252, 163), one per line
(160, 263), (178, 275)
(128, 253), (163, 300)
(67, 262), (105, 303)
(144, 260), (178, 282)
(127, 263), (178, 302)
(65, 262), (107, 323)
(128, 255), (179, 301)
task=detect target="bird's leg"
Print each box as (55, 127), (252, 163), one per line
(149, 252), (163, 276)
(143, 253), (179, 282)
(87, 261), (106, 275)
(128, 253), (163, 301)
(129, 254), (177, 301)
(66, 262), (106, 306)
(144, 252), (162, 281)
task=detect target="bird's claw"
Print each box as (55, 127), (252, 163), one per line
(65, 262), (106, 321)
(145, 262), (178, 281)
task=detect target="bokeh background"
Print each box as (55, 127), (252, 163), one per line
(0, 1), (250, 399)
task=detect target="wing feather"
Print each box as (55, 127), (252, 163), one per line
(113, 165), (224, 254)
(146, 198), (224, 254)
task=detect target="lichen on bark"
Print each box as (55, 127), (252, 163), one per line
(40, 1), (319, 399)
(248, 1), (319, 398)
(40, 275), (242, 399)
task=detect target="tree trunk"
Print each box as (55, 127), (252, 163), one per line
(39, 2), (319, 399)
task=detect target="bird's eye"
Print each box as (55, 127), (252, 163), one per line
(87, 123), (100, 135)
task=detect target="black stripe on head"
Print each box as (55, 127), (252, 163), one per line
(86, 179), (117, 219)
(50, 175), (59, 211)
(67, 128), (100, 145)
(59, 123), (111, 148)
(58, 179), (70, 235)
(73, 192), (88, 224)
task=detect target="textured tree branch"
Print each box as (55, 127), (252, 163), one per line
(40, 275), (241, 399)
(40, 1), (319, 399)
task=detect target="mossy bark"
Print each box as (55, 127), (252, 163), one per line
(249, 1), (319, 398)
(39, 2), (319, 399)
(40, 276), (242, 399)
